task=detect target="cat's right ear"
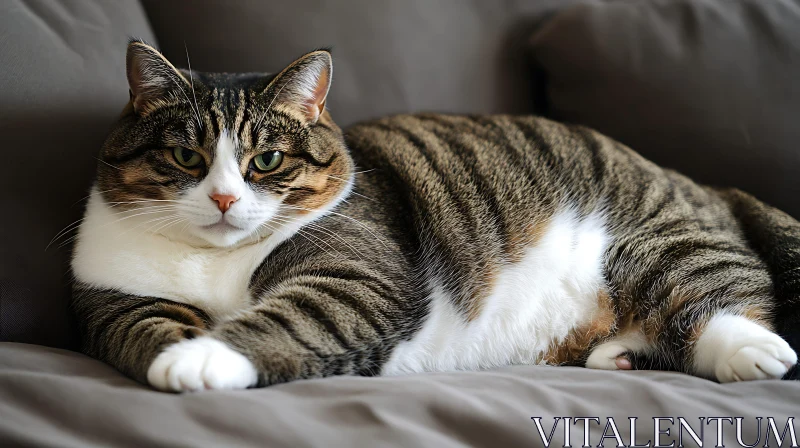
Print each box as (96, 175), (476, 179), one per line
(126, 39), (189, 115)
(265, 50), (333, 124)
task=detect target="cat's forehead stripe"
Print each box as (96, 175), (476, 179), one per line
(204, 87), (256, 153)
(232, 89), (247, 143)
(210, 88), (226, 141)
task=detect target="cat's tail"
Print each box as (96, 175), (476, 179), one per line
(716, 188), (800, 379)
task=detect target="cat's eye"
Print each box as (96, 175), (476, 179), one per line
(172, 147), (203, 168)
(252, 151), (284, 172)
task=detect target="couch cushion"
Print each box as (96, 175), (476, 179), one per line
(1, 342), (798, 447)
(530, 0), (800, 218)
(0, 1), (157, 347)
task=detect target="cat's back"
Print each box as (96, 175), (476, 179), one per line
(344, 112), (658, 216)
(345, 112), (727, 221)
(346, 113), (586, 164)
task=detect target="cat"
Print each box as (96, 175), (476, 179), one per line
(70, 40), (799, 392)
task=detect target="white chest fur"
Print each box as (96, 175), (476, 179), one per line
(382, 209), (610, 375)
(71, 193), (277, 319)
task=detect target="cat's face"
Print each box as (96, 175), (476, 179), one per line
(96, 41), (352, 247)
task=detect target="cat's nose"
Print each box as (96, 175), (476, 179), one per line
(210, 193), (238, 213)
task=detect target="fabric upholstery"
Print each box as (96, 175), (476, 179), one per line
(1, 342), (798, 447)
(530, 0), (800, 218)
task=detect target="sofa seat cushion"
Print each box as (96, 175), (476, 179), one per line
(1, 342), (798, 447)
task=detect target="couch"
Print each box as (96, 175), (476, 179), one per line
(1, 1), (799, 446)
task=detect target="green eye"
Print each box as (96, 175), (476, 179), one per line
(172, 147), (203, 168)
(252, 151), (284, 172)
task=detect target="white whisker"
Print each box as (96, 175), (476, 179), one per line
(253, 76), (291, 134)
(150, 216), (187, 235)
(183, 42), (203, 129)
(46, 218), (85, 251)
(280, 204), (390, 249)
(271, 214), (365, 260)
(95, 158), (122, 171)
(71, 188), (117, 207)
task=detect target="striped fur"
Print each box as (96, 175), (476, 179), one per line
(71, 42), (799, 391)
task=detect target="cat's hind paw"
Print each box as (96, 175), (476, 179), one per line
(585, 342), (633, 370)
(715, 336), (797, 383)
(695, 313), (797, 383)
(585, 331), (650, 371)
(147, 337), (258, 392)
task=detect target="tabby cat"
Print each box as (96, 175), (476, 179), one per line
(70, 40), (800, 392)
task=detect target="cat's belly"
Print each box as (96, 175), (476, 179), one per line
(382, 209), (610, 375)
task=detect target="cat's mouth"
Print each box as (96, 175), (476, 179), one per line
(200, 220), (244, 232)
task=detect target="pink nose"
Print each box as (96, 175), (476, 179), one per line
(210, 194), (238, 213)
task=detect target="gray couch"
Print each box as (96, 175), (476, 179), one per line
(1, 1), (799, 446)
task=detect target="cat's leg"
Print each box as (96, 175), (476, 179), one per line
(142, 259), (414, 391)
(642, 300), (797, 382)
(71, 286), (225, 389)
(692, 313), (797, 382)
(604, 199), (798, 381)
(208, 284), (406, 388)
(585, 309), (797, 381)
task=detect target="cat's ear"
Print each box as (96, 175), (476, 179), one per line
(126, 39), (189, 114)
(267, 50), (332, 123)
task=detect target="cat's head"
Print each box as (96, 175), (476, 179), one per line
(96, 40), (352, 247)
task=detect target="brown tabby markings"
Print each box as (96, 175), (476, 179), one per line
(466, 268), (497, 322)
(232, 89), (247, 134)
(510, 221), (551, 263)
(163, 302), (210, 330)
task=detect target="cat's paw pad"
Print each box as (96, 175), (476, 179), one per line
(147, 337), (258, 392)
(715, 335), (797, 383)
(585, 342), (632, 371)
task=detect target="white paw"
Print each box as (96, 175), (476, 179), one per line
(586, 332), (648, 370)
(147, 337), (258, 392)
(715, 336), (797, 382)
(586, 342), (629, 370)
(694, 314), (797, 383)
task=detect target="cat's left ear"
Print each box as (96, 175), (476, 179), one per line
(267, 50), (332, 123)
(126, 39), (190, 115)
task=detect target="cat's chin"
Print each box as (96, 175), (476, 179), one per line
(197, 228), (262, 248)
(160, 224), (264, 249)
(200, 221), (243, 232)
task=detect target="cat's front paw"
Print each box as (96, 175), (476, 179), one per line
(715, 336), (797, 383)
(147, 337), (258, 392)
